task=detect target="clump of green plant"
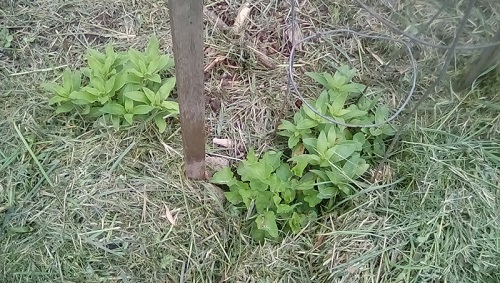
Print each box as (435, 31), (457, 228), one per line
(43, 36), (178, 133)
(0, 28), (14, 48)
(210, 66), (395, 240)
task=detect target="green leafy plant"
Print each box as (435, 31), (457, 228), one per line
(0, 28), (14, 48)
(43, 36), (178, 133)
(210, 65), (395, 240)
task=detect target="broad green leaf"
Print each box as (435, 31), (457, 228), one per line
(99, 103), (126, 115)
(245, 148), (258, 164)
(249, 179), (269, 192)
(256, 211), (279, 238)
(323, 72), (336, 89)
(340, 105), (368, 120)
(137, 58), (148, 73)
(375, 105), (390, 123)
(342, 154), (362, 179)
(325, 169), (345, 185)
(288, 135), (300, 149)
(90, 76), (106, 92)
(302, 102), (319, 120)
(129, 68), (145, 79)
(290, 154), (320, 177)
(316, 90), (329, 114)
(105, 76), (117, 94)
(69, 91), (97, 103)
(148, 73), (162, 84)
(87, 48), (106, 62)
(337, 65), (356, 81)
(332, 70), (347, 89)
(71, 71), (82, 91)
(56, 102), (75, 114)
(305, 72), (329, 88)
(275, 163), (292, 182)
(381, 125), (396, 136)
(282, 188), (296, 203)
(339, 83), (365, 94)
(302, 137), (317, 153)
(296, 118), (317, 130)
(327, 125), (337, 146)
(332, 108), (351, 116)
(369, 127), (383, 136)
(316, 131), (328, 156)
(210, 167), (234, 184)
(356, 162), (369, 179)
(239, 188), (254, 208)
(121, 83), (141, 93)
(157, 55), (174, 71)
(124, 98), (134, 112)
(293, 178), (315, 191)
(310, 169), (328, 180)
(154, 114), (167, 133)
(82, 86), (100, 96)
(161, 101), (179, 113)
(43, 82), (67, 97)
(105, 43), (116, 58)
(142, 87), (156, 103)
(278, 119), (296, 132)
(338, 184), (353, 196)
(124, 91), (150, 104)
(81, 104), (91, 115)
(255, 191), (274, 214)
(224, 190), (243, 205)
(87, 56), (103, 74)
(276, 203), (295, 214)
(273, 195), (282, 207)
(277, 130), (293, 138)
(237, 162), (273, 182)
(288, 212), (306, 233)
(132, 105), (155, 115)
(303, 189), (321, 207)
(146, 35), (160, 58)
(373, 136), (386, 155)
(128, 49), (146, 71)
(317, 185), (338, 199)
(123, 113), (134, 125)
(103, 49), (116, 73)
(328, 142), (358, 162)
(61, 68), (73, 91)
(349, 134), (364, 151)
(48, 95), (67, 105)
(113, 71), (128, 92)
(81, 67), (91, 78)
(267, 175), (288, 193)
(357, 96), (376, 111)
(251, 226), (266, 241)
(147, 59), (160, 75)
(328, 89), (349, 115)
(261, 151), (282, 171)
(278, 121), (296, 139)
(158, 77), (176, 100)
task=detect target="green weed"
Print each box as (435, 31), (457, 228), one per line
(43, 36), (178, 133)
(210, 66), (396, 240)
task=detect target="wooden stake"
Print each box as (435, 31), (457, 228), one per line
(169, 0), (206, 179)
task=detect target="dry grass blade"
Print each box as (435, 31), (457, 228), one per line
(232, 2), (252, 35)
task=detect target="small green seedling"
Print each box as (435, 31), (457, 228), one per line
(0, 28), (14, 48)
